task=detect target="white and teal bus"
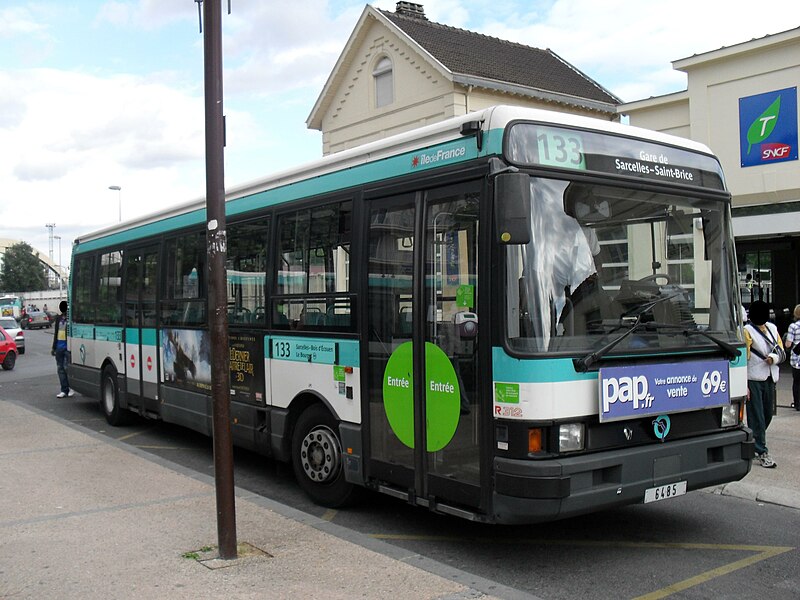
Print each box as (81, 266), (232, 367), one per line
(0, 295), (23, 320)
(68, 105), (753, 523)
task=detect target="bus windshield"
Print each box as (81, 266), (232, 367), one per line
(505, 177), (740, 355)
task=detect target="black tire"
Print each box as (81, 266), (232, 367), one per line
(2, 351), (16, 371)
(291, 403), (357, 507)
(100, 366), (129, 426)
(18, 347), (25, 355)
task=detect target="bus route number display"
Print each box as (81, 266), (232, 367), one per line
(536, 127), (586, 170)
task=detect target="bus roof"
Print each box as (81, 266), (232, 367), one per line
(74, 105), (718, 248)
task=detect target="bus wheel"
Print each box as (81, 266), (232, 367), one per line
(2, 351), (16, 370)
(101, 367), (128, 426)
(291, 404), (357, 507)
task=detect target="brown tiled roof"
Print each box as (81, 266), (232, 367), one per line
(380, 9), (619, 106)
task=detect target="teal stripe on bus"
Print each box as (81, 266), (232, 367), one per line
(141, 328), (157, 346)
(124, 328), (156, 345)
(492, 347), (596, 383)
(72, 324), (94, 340)
(74, 130), (503, 254)
(492, 345), (747, 383)
(95, 326), (123, 342)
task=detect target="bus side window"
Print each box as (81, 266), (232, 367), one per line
(227, 217), (270, 327)
(162, 232), (207, 327)
(272, 200), (353, 332)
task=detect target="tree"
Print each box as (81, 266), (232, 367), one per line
(0, 242), (48, 292)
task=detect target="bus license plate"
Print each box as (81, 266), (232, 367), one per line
(644, 481), (687, 504)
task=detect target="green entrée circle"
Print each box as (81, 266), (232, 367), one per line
(382, 341), (461, 452)
(382, 342), (415, 448)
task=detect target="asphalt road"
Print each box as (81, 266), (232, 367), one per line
(3, 328), (799, 600)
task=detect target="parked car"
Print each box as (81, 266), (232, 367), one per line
(20, 310), (51, 330)
(0, 317), (23, 354)
(0, 325), (18, 370)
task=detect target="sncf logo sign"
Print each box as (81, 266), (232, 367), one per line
(761, 143), (792, 161)
(739, 87), (798, 168)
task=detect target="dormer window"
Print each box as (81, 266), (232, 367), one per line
(373, 56), (394, 108)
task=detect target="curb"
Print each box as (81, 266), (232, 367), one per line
(707, 481), (800, 510)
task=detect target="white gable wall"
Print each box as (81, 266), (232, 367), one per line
(319, 20), (455, 155)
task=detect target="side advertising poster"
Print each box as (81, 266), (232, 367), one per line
(162, 329), (212, 392)
(162, 329), (264, 403)
(229, 332), (264, 404)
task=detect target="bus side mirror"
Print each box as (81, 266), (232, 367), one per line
(495, 173), (531, 245)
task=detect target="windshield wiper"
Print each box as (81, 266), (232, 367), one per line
(642, 322), (740, 361)
(573, 320), (740, 373)
(574, 315), (646, 372)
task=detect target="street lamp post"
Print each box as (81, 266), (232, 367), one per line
(53, 235), (62, 294)
(108, 185), (122, 222)
(54, 235), (62, 267)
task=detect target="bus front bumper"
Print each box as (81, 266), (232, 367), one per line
(491, 428), (754, 524)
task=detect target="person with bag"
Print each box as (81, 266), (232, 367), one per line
(784, 303), (800, 411)
(744, 300), (783, 468)
(51, 300), (74, 398)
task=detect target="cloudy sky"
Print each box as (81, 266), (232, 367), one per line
(1, 0), (798, 270)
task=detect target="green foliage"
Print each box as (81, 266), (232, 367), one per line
(0, 242), (48, 292)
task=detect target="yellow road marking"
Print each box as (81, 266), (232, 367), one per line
(370, 535), (794, 598)
(633, 545), (793, 600)
(116, 428), (159, 441)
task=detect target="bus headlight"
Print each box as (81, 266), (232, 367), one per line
(721, 402), (740, 428)
(559, 423), (585, 452)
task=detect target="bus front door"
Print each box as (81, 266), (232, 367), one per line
(123, 245), (160, 413)
(366, 183), (483, 513)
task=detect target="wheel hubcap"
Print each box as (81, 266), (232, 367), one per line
(300, 426), (341, 484)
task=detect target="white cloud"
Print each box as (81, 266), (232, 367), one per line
(0, 66), (208, 265)
(0, 5), (50, 38)
(463, 0), (800, 101)
(220, 2), (365, 96)
(96, 0), (195, 30)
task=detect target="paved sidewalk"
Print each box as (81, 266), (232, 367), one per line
(0, 400), (512, 600)
(1, 371), (797, 600)
(709, 365), (800, 509)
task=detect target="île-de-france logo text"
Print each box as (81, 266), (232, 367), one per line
(739, 87), (798, 168)
(411, 145), (467, 168)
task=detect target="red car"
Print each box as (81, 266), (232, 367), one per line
(0, 325), (18, 370)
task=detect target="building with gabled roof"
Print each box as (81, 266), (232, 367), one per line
(307, 2), (619, 155)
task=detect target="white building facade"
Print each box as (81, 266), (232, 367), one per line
(619, 27), (800, 328)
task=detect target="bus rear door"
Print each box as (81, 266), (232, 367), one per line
(123, 245), (160, 414)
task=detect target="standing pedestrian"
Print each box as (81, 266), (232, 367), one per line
(51, 300), (74, 398)
(784, 303), (800, 411)
(744, 300), (784, 468)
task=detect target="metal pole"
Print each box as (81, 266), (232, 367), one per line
(108, 186), (122, 222)
(203, 0), (237, 560)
